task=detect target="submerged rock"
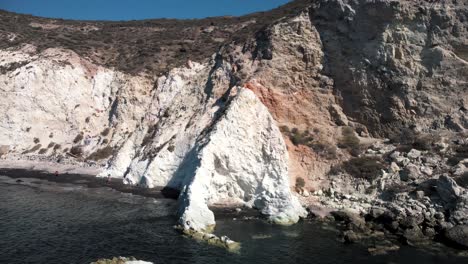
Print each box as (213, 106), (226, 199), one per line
(91, 257), (153, 264)
(178, 226), (241, 252)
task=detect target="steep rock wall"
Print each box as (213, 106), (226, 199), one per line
(176, 88), (306, 231)
(0, 46), (152, 158)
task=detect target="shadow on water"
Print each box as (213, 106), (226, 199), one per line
(0, 175), (467, 264)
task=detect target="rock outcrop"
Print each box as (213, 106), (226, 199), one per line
(175, 88), (306, 231)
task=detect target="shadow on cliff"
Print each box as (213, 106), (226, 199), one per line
(309, 0), (430, 137)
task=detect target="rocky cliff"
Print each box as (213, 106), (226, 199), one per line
(0, 0), (467, 239)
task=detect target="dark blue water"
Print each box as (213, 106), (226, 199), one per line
(1, 176), (467, 264)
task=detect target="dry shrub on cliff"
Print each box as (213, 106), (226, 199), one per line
(281, 126), (314, 146)
(390, 128), (441, 151)
(73, 133), (84, 143)
(167, 145), (175, 152)
(296, 177), (306, 189)
(38, 148), (48, 154)
(87, 146), (114, 161)
(69, 145), (84, 157)
(332, 157), (385, 181)
(281, 126), (337, 159)
(22, 144), (42, 154)
(338, 126), (363, 156)
(338, 127), (359, 148)
(310, 141), (337, 160)
(100, 127), (111, 137)
(412, 133), (442, 151)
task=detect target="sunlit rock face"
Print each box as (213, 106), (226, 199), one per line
(1, 0), (467, 232)
(98, 60), (306, 231)
(0, 47), (152, 158)
(175, 88), (306, 231)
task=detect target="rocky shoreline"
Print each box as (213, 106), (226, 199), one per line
(299, 136), (468, 252)
(1, 151), (467, 254)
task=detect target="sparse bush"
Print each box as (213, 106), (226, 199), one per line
(85, 117), (90, 123)
(33, 137), (40, 144)
(279, 125), (290, 133)
(332, 157), (386, 181)
(101, 138), (109, 145)
(310, 141), (337, 160)
(282, 126), (338, 159)
(87, 146), (114, 161)
(101, 128), (111, 137)
(390, 128), (441, 151)
(291, 130), (313, 146)
(53, 144), (61, 151)
(69, 146), (84, 157)
(163, 109), (170, 118)
(22, 144), (42, 154)
(338, 126), (360, 149)
(49, 133), (53, 138)
(412, 133), (441, 151)
(47, 142), (55, 148)
(167, 145), (175, 152)
(282, 126), (313, 146)
(296, 177), (306, 189)
(38, 148), (47, 154)
(73, 133), (84, 143)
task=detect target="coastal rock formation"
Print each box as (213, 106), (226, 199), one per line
(0, 0), (467, 242)
(175, 88), (306, 231)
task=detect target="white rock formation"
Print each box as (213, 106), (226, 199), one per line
(176, 88), (306, 231)
(1, 31), (307, 233)
(0, 47), (152, 156)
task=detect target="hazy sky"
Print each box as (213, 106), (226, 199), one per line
(0, 0), (291, 20)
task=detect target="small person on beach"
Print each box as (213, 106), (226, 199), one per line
(55, 171), (59, 177)
(106, 174), (111, 184)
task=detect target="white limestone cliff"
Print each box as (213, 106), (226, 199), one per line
(176, 88), (306, 231)
(95, 59), (307, 231)
(0, 46), (152, 156)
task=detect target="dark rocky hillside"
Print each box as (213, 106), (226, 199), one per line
(0, 0), (310, 75)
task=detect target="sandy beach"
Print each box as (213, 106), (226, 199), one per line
(0, 159), (174, 199)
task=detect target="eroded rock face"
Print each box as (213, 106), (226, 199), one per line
(176, 88), (306, 231)
(0, 47), (152, 158)
(310, 0), (468, 136)
(94, 58), (306, 230)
